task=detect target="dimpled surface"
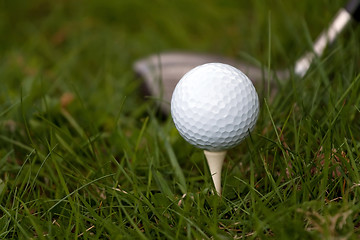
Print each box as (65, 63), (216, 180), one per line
(171, 63), (259, 151)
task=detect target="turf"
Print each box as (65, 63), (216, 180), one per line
(1, 0), (360, 239)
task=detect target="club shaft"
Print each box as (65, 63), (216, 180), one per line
(294, 0), (359, 77)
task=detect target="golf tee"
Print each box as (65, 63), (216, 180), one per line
(204, 150), (227, 196)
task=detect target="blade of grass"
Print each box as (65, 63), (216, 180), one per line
(18, 198), (46, 240)
(44, 173), (115, 217)
(154, 118), (186, 194)
(0, 205), (30, 239)
(119, 204), (148, 240)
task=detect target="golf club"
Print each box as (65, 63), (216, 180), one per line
(134, 0), (360, 114)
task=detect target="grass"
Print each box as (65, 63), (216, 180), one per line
(1, 0), (360, 239)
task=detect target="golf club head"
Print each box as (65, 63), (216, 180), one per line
(134, 52), (284, 114)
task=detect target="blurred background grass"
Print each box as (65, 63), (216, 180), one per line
(1, 0), (360, 239)
(0, 0), (349, 124)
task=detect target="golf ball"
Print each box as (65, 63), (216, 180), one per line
(171, 63), (259, 151)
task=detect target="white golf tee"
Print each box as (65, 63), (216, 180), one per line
(204, 150), (227, 195)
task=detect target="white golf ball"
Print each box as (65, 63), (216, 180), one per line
(171, 63), (259, 151)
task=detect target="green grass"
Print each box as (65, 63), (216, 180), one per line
(1, 0), (360, 239)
